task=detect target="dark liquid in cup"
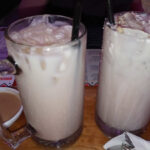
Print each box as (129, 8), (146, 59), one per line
(0, 92), (21, 122)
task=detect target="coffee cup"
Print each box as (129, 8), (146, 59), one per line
(0, 87), (23, 128)
(0, 87), (30, 149)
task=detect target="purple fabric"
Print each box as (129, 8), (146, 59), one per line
(0, 27), (8, 60)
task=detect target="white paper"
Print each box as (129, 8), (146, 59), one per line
(104, 132), (150, 150)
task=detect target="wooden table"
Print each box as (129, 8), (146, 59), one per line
(1, 86), (150, 150)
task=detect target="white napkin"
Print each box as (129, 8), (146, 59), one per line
(104, 132), (150, 150)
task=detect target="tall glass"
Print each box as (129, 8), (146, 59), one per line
(96, 19), (150, 137)
(5, 15), (87, 148)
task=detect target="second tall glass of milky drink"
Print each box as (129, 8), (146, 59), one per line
(96, 12), (150, 137)
(5, 15), (87, 147)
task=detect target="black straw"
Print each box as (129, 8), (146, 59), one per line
(106, 0), (115, 25)
(71, 0), (82, 41)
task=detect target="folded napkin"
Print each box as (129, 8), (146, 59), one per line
(104, 132), (150, 150)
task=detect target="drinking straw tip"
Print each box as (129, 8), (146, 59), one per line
(71, 0), (82, 41)
(106, 0), (115, 25)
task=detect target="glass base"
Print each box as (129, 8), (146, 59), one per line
(27, 124), (82, 148)
(95, 113), (146, 138)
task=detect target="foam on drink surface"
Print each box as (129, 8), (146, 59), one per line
(114, 12), (150, 36)
(10, 16), (72, 46)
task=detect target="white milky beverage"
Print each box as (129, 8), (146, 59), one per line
(5, 15), (86, 143)
(97, 12), (150, 134)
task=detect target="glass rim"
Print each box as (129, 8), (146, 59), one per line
(5, 14), (87, 48)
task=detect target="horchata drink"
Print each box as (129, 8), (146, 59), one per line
(96, 12), (150, 137)
(5, 15), (87, 147)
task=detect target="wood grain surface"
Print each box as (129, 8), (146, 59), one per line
(0, 86), (150, 150)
